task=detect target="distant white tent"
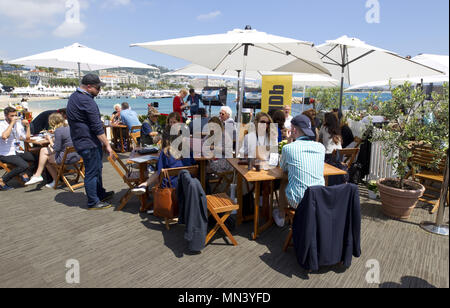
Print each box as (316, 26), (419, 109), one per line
(8, 43), (157, 79)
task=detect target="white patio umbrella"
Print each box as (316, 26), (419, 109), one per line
(278, 36), (445, 110)
(346, 54), (449, 91)
(131, 27), (330, 125)
(346, 75), (449, 91)
(412, 54), (449, 75)
(8, 43), (157, 80)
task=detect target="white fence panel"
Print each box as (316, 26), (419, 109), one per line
(348, 121), (396, 181)
(368, 128), (396, 180)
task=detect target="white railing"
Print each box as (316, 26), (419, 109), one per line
(348, 120), (396, 181)
(368, 130), (396, 180)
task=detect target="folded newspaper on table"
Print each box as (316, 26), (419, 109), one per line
(129, 155), (159, 163)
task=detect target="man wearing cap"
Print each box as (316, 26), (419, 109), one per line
(273, 115), (325, 227)
(141, 107), (162, 147)
(66, 74), (114, 210)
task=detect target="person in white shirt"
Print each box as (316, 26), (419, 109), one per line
(0, 107), (34, 190)
(319, 112), (342, 158)
(219, 106), (236, 144)
(239, 112), (278, 160)
(283, 105), (293, 130)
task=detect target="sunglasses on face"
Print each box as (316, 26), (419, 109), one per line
(259, 121), (270, 124)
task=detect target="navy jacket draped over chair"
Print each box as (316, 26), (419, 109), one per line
(292, 184), (361, 271)
(177, 170), (209, 252)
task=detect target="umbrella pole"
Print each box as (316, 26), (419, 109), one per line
(420, 150), (449, 236)
(237, 44), (249, 140)
(302, 86), (307, 113)
(78, 62), (81, 83)
(339, 67), (345, 111)
(339, 46), (347, 111)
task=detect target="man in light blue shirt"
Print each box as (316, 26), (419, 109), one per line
(120, 102), (141, 133)
(275, 115), (325, 227)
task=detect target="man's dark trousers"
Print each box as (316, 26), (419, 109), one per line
(0, 152), (35, 183)
(79, 147), (106, 207)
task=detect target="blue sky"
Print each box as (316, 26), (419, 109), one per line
(0, 0), (448, 69)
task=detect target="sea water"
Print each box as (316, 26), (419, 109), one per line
(29, 92), (392, 118)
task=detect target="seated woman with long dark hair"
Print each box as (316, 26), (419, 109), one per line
(319, 112), (342, 160)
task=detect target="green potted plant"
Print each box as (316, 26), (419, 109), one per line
(370, 82), (425, 219)
(371, 82), (449, 219)
(367, 180), (378, 200)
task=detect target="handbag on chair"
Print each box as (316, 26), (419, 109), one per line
(152, 170), (179, 219)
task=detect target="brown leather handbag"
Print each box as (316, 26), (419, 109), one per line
(152, 170), (178, 219)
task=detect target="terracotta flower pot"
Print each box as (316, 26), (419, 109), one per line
(377, 178), (425, 219)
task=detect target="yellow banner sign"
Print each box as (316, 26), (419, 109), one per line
(261, 75), (293, 113)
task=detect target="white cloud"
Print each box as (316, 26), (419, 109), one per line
(101, 0), (131, 8)
(0, 0), (88, 37)
(53, 20), (87, 38)
(197, 10), (221, 21)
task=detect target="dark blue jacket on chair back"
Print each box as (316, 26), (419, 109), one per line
(292, 184), (361, 271)
(177, 170), (208, 252)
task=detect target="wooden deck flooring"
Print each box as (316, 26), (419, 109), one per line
(0, 156), (448, 288)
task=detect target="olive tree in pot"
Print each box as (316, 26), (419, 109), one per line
(371, 82), (440, 219)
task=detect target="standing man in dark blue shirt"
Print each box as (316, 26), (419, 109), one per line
(66, 74), (114, 210)
(186, 88), (202, 116)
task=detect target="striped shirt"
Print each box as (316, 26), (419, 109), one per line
(280, 136), (326, 208)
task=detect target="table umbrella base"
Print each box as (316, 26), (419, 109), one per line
(420, 221), (449, 236)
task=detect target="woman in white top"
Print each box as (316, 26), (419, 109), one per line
(319, 112), (342, 158)
(239, 112), (277, 160)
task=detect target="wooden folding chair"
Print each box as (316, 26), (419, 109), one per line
(158, 165), (199, 230)
(408, 145), (447, 213)
(130, 125), (142, 150)
(0, 160), (30, 185)
(50, 147), (85, 192)
(130, 131), (141, 150)
(209, 171), (234, 194)
(333, 148), (360, 169)
(206, 193), (239, 246)
(282, 208), (296, 252)
(108, 149), (144, 211)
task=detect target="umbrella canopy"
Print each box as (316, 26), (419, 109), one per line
(8, 43), (157, 75)
(346, 75), (449, 91)
(412, 54), (449, 75)
(262, 72), (339, 87)
(131, 28), (330, 75)
(278, 36), (445, 109)
(163, 63), (338, 86)
(162, 63), (260, 80)
(346, 53), (449, 91)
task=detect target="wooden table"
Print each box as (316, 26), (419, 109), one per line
(24, 137), (51, 152)
(104, 124), (128, 153)
(127, 149), (159, 212)
(227, 158), (347, 240)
